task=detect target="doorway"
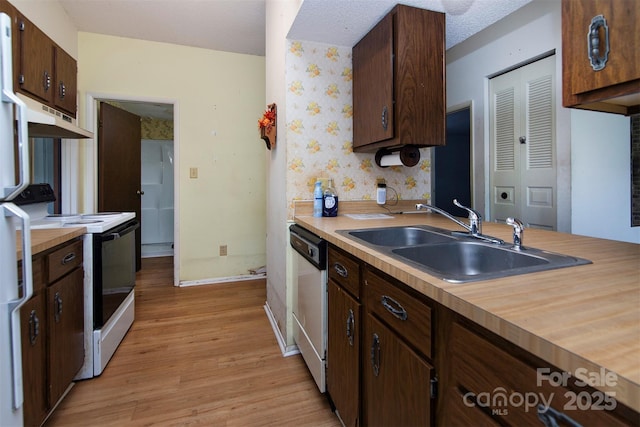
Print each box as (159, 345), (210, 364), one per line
(433, 105), (472, 218)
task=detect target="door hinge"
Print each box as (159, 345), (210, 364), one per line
(430, 376), (438, 399)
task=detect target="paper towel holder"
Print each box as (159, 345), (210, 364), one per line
(375, 145), (421, 168)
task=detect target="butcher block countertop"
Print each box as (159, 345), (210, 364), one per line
(294, 202), (640, 412)
(16, 227), (86, 260)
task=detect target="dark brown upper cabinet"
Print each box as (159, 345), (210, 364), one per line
(353, 5), (445, 152)
(16, 12), (77, 117)
(562, 0), (640, 115)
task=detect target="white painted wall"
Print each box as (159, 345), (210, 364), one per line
(446, 0), (571, 231)
(265, 0), (302, 348)
(78, 33), (266, 282)
(571, 110), (638, 243)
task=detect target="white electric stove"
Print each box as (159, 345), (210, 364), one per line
(16, 184), (138, 379)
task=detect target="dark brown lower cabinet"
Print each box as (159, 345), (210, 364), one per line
(327, 280), (360, 427)
(47, 267), (84, 407)
(20, 292), (47, 427)
(363, 314), (435, 427)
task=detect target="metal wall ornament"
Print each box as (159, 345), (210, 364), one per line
(258, 103), (277, 150)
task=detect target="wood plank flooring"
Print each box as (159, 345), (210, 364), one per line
(45, 257), (340, 426)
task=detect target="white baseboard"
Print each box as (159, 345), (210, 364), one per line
(179, 272), (266, 287)
(263, 302), (299, 357)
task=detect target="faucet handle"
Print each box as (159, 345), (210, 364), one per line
(506, 217), (525, 249)
(453, 199), (482, 234)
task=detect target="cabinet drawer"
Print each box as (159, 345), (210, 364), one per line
(364, 267), (431, 359)
(328, 246), (360, 298)
(18, 255), (45, 295)
(448, 322), (631, 426)
(47, 239), (83, 283)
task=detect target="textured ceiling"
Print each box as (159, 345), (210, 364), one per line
(57, 0), (534, 118)
(289, 0), (533, 50)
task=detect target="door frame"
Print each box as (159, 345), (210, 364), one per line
(75, 92), (180, 286)
(431, 101), (475, 211)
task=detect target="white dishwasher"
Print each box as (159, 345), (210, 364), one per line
(290, 224), (328, 392)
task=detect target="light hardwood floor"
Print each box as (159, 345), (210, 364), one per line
(45, 257), (340, 426)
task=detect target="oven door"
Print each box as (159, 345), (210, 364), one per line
(93, 220), (139, 328)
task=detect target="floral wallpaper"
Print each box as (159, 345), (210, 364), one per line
(141, 117), (174, 140)
(285, 40), (432, 217)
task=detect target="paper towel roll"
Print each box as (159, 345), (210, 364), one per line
(379, 153), (403, 167)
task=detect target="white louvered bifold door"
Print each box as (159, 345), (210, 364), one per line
(490, 55), (557, 230)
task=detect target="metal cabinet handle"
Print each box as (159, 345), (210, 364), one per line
(333, 262), (348, 278)
(28, 310), (39, 346)
(381, 105), (388, 130)
(537, 405), (582, 427)
(370, 333), (381, 377)
(59, 81), (66, 99)
(61, 252), (76, 265)
(381, 295), (408, 321)
(54, 292), (63, 323)
(588, 14), (609, 71)
(346, 309), (355, 346)
(43, 70), (51, 92)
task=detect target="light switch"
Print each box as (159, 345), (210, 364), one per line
(189, 167), (198, 179)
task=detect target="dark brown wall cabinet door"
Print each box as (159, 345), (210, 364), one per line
(327, 280), (361, 427)
(54, 47), (77, 116)
(562, 0), (640, 115)
(353, 5), (445, 152)
(363, 314), (434, 427)
(18, 16), (54, 104)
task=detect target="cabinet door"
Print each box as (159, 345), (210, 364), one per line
(353, 12), (393, 149)
(18, 16), (54, 103)
(327, 280), (361, 427)
(54, 47), (77, 116)
(563, 0), (639, 94)
(47, 267), (84, 407)
(364, 314), (434, 427)
(20, 292), (47, 427)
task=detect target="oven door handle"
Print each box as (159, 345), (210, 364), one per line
(101, 221), (140, 241)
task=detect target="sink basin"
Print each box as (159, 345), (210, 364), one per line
(337, 225), (591, 283)
(341, 225), (455, 247)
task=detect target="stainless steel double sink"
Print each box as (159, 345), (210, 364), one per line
(337, 225), (591, 283)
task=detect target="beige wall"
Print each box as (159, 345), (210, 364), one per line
(78, 32), (266, 282)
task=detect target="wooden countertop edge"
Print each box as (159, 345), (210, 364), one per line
(17, 227), (87, 260)
(294, 213), (640, 412)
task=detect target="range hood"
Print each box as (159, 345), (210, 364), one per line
(17, 93), (93, 139)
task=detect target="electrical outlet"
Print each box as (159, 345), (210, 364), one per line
(219, 245), (227, 256)
(189, 167), (198, 179)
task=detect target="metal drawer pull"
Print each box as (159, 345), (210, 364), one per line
(588, 14), (609, 71)
(381, 105), (388, 130)
(59, 81), (66, 99)
(370, 333), (381, 377)
(333, 262), (348, 278)
(346, 309), (355, 346)
(54, 293), (63, 323)
(537, 404), (581, 427)
(61, 252), (76, 264)
(28, 310), (39, 346)
(381, 295), (408, 321)
(43, 70), (51, 92)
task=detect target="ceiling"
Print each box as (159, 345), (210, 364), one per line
(58, 0), (533, 119)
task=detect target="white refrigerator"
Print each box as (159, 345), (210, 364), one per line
(1, 11), (32, 426)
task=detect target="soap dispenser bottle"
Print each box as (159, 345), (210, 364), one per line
(323, 179), (338, 217)
(313, 181), (323, 217)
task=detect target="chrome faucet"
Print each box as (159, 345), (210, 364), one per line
(415, 199), (504, 244)
(506, 217), (525, 250)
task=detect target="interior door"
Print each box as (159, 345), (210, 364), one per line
(98, 102), (142, 270)
(490, 55), (557, 230)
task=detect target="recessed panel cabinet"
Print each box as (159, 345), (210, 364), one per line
(352, 4), (445, 152)
(12, 9), (78, 117)
(19, 238), (84, 427)
(561, 0), (640, 115)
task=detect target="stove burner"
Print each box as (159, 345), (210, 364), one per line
(64, 219), (104, 226)
(82, 213), (123, 220)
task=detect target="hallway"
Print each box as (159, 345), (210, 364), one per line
(46, 257), (338, 426)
